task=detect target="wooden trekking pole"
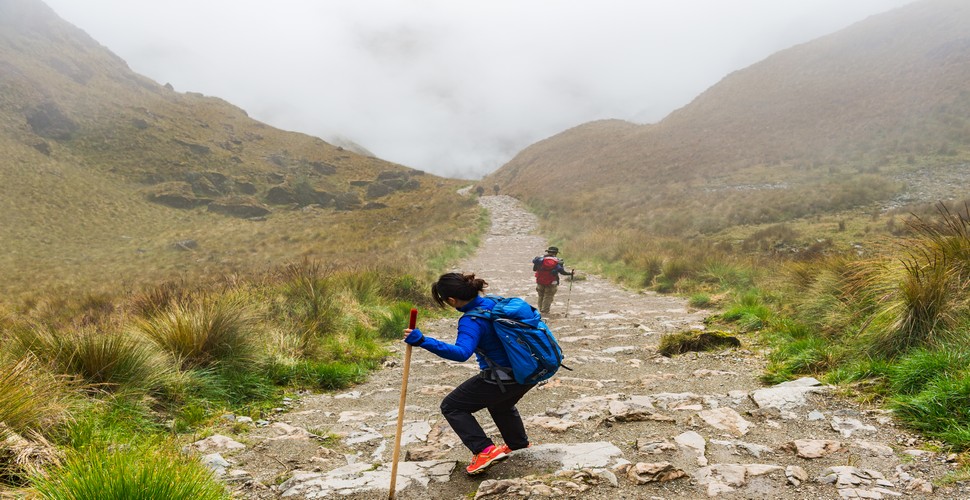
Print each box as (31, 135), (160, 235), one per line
(565, 269), (574, 318)
(388, 308), (418, 500)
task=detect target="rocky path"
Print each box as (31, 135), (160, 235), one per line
(195, 195), (962, 499)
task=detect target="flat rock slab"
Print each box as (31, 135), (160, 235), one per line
(279, 460), (456, 498)
(516, 442), (624, 471)
(696, 407), (754, 437)
(751, 377), (829, 411)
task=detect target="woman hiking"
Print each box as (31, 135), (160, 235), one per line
(402, 272), (535, 475)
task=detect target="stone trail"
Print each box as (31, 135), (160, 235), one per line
(189, 195), (962, 499)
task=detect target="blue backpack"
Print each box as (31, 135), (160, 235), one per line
(464, 295), (569, 386)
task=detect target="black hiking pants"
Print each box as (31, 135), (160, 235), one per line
(440, 373), (535, 455)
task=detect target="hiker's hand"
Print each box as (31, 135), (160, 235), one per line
(403, 328), (425, 346)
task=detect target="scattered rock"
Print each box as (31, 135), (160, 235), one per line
(279, 460), (455, 498)
(187, 434), (246, 453)
(852, 440), (894, 457)
(692, 369), (737, 378)
(695, 407), (754, 436)
(786, 465), (808, 486)
(626, 462), (687, 484)
(832, 416), (877, 438)
(636, 436), (677, 456)
(518, 442), (624, 471)
(526, 416), (582, 433)
(674, 431), (708, 466)
(694, 463), (785, 497)
(608, 400), (674, 423)
(782, 439), (844, 459)
(338, 411), (377, 423)
(201, 453), (231, 476)
(751, 377), (829, 411)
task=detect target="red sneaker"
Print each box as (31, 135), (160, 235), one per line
(465, 445), (509, 475)
(497, 443), (531, 455)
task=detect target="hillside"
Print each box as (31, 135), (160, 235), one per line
(0, 0), (475, 299)
(488, 0), (970, 239)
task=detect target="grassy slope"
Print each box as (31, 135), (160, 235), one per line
(488, 0), (970, 244)
(0, 0), (478, 300)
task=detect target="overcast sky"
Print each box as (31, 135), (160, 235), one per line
(44, 0), (914, 179)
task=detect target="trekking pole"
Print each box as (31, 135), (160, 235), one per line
(564, 269), (574, 318)
(389, 308), (418, 500)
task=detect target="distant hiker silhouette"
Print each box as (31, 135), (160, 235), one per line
(532, 246), (574, 315)
(403, 273), (536, 475)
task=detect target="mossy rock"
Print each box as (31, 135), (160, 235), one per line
(657, 330), (741, 357)
(26, 101), (78, 140)
(207, 197), (271, 218)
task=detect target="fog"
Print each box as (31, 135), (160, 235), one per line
(44, 0), (913, 179)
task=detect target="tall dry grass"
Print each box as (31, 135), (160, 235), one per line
(134, 293), (261, 371)
(6, 324), (167, 395)
(0, 358), (70, 440)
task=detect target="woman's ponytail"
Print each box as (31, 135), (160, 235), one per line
(431, 272), (488, 307)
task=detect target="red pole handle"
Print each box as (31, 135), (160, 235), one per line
(408, 308), (418, 329)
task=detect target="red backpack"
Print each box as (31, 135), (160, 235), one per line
(535, 257), (560, 285)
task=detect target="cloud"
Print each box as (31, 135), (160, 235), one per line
(44, 0), (914, 178)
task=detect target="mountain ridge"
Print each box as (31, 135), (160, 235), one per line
(0, 0), (474, 298)
(488, 0), (970, 237)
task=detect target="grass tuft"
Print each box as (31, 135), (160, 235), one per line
(657, 330), (740, 357)
(32, 442), (230, 500)
(135, 294), (260, 370)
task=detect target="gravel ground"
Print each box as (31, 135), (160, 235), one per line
(218, 195), (963, 500)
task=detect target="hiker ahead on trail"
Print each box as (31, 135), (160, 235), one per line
(403, 273), (537, 475)
(532, 246), (574, 315)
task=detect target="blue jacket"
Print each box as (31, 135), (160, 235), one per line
(405, 296), (510, 370)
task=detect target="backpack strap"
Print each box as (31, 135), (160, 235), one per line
(465, 308), (512, 393)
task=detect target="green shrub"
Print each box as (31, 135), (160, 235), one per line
(653, 258), (692, 293)
(377, 302), (417, 340)
(271, 260), (342, 359)
(32, 442), (229, 500)
(889, 347), (970, 395)
(688, 293), (712, 308)
(892, 372), (970, 448)
(700, 260), (756, 290)
(825, 357), (892, 387)
(336, 268), (384, 305)
(761, 320), (839, 384)
(61, 397), (162, 449)
(155, 366), (276, 417)
(266, 360), (368, 390)
(722, 292), (772, 332)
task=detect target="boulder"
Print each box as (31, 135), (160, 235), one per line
(207, 200), (270, 219)
(147, 182), (212, 209)
(266, 185), (298, 205)
(26, 101), (78, 140)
